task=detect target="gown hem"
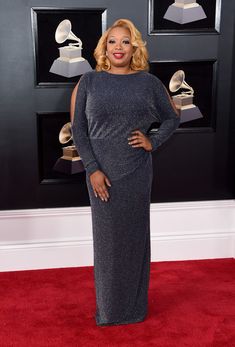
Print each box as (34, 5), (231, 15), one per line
(95, 314), (147, 326)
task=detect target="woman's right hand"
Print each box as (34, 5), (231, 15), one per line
(90, 170), (111, 202)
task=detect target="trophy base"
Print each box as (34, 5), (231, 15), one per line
(172, 94), (194, 107)
(164, 3), (207, 24)
(49, 59), (92, 78)
(59, 46), (82, 59)
(178, 105), (203, 123)
(53, 158), (85, 175)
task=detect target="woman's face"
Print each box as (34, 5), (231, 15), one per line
(106, 27), (134, 69)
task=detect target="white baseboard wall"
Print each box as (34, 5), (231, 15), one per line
(0, 199), (234, 272)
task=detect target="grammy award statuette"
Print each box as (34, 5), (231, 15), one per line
(169, 70), (203, 123)
(53, 122), (85, 174)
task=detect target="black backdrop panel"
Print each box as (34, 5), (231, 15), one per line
(32, 8), (105, 86)
(150, 60), (217, 130)
(37, 112), (86, 183)
(149, 0), (220, 33)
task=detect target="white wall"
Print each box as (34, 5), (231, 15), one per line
(0, 199), (234, 272)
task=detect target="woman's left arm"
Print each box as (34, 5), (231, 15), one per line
(147, 80), (180, 152)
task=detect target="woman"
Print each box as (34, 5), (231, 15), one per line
(71, 18), (180, 326)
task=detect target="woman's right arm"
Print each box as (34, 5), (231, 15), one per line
(70, 82), (78, 124)
(70, 75), (100, 177)
(70, 75), (111, 202)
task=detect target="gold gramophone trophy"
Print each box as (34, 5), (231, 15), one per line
(53, 122), (85, 174)
(169, 70), (203, 123)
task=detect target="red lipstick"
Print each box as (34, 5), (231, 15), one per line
(113, 53), (125, 59)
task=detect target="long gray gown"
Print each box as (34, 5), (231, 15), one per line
(72, 70), (180, 326)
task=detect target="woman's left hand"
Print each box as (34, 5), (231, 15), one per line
(128, 130), (153, 152)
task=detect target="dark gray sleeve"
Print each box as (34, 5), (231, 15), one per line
(71, 74), (100, 176)
(147, 78), (180, 152)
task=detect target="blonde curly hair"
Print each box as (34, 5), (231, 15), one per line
(94, 18), (149, 72)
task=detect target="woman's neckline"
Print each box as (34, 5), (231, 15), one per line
(102, 70), (144, 76)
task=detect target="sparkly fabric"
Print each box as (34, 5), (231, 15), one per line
(86, 153), (152, 326)
(72, 70), (180, 326)
(72, 70), (180, 180)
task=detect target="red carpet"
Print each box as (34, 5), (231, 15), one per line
(0, 258), (234, 347)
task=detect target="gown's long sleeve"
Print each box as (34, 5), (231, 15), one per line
(71, 74), (100, 177)
(147, 78), (180, 152)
